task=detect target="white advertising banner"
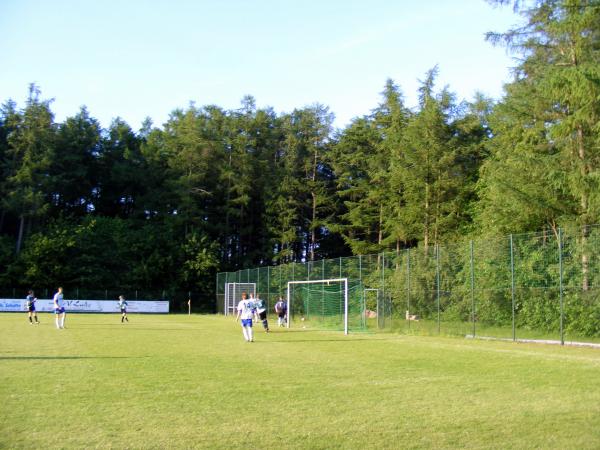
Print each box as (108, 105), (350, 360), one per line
(0, 299), (169, 313)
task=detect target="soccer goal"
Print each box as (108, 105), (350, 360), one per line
(287, 278), (366, 335)
(224, 283), (256, 316)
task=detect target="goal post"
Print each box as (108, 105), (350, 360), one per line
(224, 282), (256, 316)
(287, 278), (350, 334)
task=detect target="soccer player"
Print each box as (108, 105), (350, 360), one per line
(118, 295), (129, 323)
(254, 293), (269, 332)
(53, 287), (66, 329)
(235, 291), (256, 342)
(275, 296), (287, 327)
(26, 290), (40, 325)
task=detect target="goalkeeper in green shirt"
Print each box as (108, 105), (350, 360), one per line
(254, 294), (269, 332)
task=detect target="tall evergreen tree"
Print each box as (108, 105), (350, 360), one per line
(274, 105), (334, 262)
(94, 118), (145, 218)
(50, 107), (101, 218)
(4, 85), (55, 253)
(330, 117), (383, 254)
(390, 68), (465, 249)
(480, 0), (600, 288)
(0, 99), (20, 235)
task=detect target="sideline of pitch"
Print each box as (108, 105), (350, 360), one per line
(466, 334), (600, 349)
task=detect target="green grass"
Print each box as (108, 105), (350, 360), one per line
(376, 317), (600, 345)
(2, 313), (600, 449)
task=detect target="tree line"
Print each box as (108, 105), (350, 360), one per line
(1, 0), (599, 309)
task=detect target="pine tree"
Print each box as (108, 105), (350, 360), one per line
(330, 116), (383, 254)
(274, 105), (334, 262)
(4, 84), (55, 253)
(329, 79), (411, 255)
(50, 107), (101, 218)
(481, 0), (600, 288)
(391, 68), (463, 250)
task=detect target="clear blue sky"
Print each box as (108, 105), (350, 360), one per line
(0, 0), (521, 130)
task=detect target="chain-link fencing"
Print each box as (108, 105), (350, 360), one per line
(217, 225), (600, 343)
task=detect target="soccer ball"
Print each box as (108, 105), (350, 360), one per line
(301, 317), (305, 321)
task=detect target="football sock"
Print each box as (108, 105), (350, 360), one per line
(248, 327), (254, 341)
(60, 316), (65, 328)
(56, 317), (60, 329)
(29, 317), (32, 323)
(242, 327), (249, 341)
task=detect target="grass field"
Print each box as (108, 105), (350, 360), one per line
(2, 313), (600, 449)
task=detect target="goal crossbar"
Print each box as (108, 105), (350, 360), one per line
(286, 278), (349, 335)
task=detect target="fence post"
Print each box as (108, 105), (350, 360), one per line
(470, 240), (475, 338)
(359, 254), (362, 285)
(406, 249), (410, 331)
(510, 234), (516, 342)
(559, 227), (564, 346)
(436, 244), (440, 334)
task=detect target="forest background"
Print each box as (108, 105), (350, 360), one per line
(1, 1), (599, 313)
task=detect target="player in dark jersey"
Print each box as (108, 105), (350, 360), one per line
(274, 296), (287, 327)
(26, 290), (40, 325)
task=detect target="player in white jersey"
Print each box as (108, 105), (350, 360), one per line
(53, 287), (66, 329)
(118, 295), (129, 323)
(235, 292), (256, 342)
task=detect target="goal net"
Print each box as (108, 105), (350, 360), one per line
(286, 278), (365, 334)
(224, 282), (256, 316)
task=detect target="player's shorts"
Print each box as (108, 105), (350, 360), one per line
(241, 319), (253, 327)
(54, 307), (65, 314)
(277, 312), (286, 319)
(28, 306), (36, 312)
(121, 308), (127, 313)
(258, 310), (267, 320)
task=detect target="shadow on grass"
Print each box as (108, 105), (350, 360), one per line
(264, 337), (394, 343)
(0, 356), (147, 360)
(72, 326), (193, 331)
